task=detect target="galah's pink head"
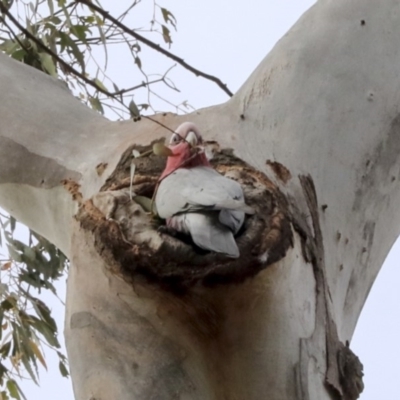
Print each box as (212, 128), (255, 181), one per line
(159, 122), (211, 180)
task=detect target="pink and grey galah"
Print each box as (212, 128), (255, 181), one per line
(155, 122), (254, 258)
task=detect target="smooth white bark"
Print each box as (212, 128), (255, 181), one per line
(1, 0), (399, 398)
(233, 0), (400, 341)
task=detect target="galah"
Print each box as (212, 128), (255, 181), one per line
(155, 122), (254, 258)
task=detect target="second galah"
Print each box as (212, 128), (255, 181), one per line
(155, 122), (254, 258)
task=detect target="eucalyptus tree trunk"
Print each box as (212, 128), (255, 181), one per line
(0, 0), (398, 398)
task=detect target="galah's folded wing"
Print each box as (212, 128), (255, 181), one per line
(218, 209), (245, 234)
(156, 166), (253, 218)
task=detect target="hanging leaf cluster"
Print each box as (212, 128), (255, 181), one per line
(0, 0), (188, 119)
(0, 213), (68, 400)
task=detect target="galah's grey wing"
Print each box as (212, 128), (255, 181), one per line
(179, 167), (253, 213)
(156, 166), (253, 219)
(168, 213), (239, 258)
(219, 209), (245, 234)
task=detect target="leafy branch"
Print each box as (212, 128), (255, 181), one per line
(0, 214), (69, 400)
(0, 2), (112, 97)
(75, 0), (234, 97)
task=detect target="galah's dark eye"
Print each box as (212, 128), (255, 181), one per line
(170, 133), (180, 145)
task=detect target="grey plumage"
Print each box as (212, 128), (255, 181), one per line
(156, 166), (253, 257)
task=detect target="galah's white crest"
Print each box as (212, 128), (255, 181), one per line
(155, 122), (254, 258)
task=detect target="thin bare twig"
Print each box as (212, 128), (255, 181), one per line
(113, 78), (162, 95)
(142, 115), (176, 134)
(75, 0), (234, 97)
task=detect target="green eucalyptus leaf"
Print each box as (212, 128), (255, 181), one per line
(39, 53), (57, 77)
(60, 2), (72, 27)
(0, 39), (18, 54)
(153, 142), (173, 157)
(88, 96), (104, 114)
(20, 354), (38, 385)
(161, 25), (172, 44)
(134, 56), (142, 69)
(47, 0), (54, 16)
(6, 380), (20, 400)
(0, 342), (11, 359)
(129, 99), (140, 119)
(19, 273), (42, 289)
(0, 362), (8, 381)
(49, 16), (62, 25)
(112, 82), (119, 93)
(132, 196), (157, 215)
(94, 78), (108, 93)
(29, 340), (47, 370)
(29, 318), (59, 348)
(1, 390), (9, 400)
(22, 246), (36, 263)
(1, 297), (17, 311)
(59, 361), (69, 378)
(32, 300), (57, 332)
(71, 24), (88, 43)
(7, 380), (26, 400)
(160, 8), (177, 29)
(58, 32), (84, 69)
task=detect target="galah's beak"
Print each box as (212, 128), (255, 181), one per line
(186, 131), (198, 147)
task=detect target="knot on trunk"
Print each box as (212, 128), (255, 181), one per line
(75, 140), (293, 290)
(338, 341), (364, 400)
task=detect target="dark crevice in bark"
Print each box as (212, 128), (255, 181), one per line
(74, 140), (293, 291)
(293, 175), (364, 400)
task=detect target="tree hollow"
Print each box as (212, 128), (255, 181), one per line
(75, 140), (293, 290)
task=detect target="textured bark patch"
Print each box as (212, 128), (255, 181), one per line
(62, 179), (83, 203)
(70, 311), (94, 329)
(96, 162), (108, 176)
(343, 220), (375, 316)
(293, 175), (364, 400)
(353, 113), (400, 211)
(266, 160), (292, 183)
(69, 304), (195, 399)
(75, 140), (293, 290)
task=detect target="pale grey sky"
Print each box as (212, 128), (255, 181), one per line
(14, 1), (399, 399)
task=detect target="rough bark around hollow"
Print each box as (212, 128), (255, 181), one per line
(1, 0), (399, 398)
